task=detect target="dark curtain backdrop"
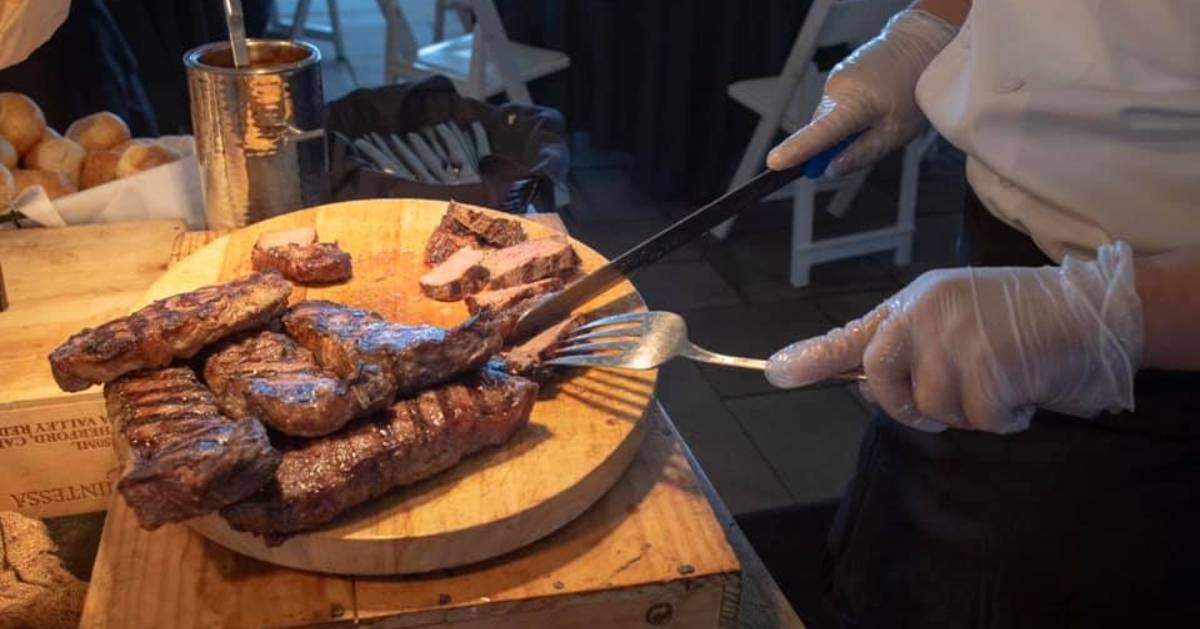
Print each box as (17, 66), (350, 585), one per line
(493, 0), (824, 203)
(105, 0), (274, 134)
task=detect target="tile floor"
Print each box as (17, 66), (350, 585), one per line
(285, 0), (967, 518)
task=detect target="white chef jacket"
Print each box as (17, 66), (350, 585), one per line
(0, 0), (69, 70)
(914, 0), (1200, 261)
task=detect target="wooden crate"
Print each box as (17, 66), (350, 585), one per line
(81, 405), (742, 628)
(0, 221), (184, 517)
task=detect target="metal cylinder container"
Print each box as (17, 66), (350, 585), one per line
(184, 39), (327, 230)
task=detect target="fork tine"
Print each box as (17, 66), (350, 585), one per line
(573, 312), (649, 333)
(565, 327), (643, 343)
(555, 341), (637, 355)
(543, 354), (630, 368)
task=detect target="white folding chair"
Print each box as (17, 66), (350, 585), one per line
(715, 0), (938, 287)
(376, 0), (569, 105)
(272, 0), (349, 62)
(433, 0), (474, 42)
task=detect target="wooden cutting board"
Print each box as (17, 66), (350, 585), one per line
(135, 199), (656, 575)
(0, 220), (186, 407)
(0, 220), (185, 518)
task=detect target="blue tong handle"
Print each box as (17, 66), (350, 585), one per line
(801, 131), (861, 178)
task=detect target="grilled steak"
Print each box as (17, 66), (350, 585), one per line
(252, 242), (352, 284)
(204, 332), (394, 437)
(282, 300), (503, 396)
(49, 272), (292, 392)
(221, 368), (537, 541)
(465, 278), (564, 316)
(104, 367), (280, 530)
(252, 227), (351, 283)
(424, 202), (526, 266)
(420, 238), (579, 301)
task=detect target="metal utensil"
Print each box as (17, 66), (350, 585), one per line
(471, 121), (491, 158)
(222, 0), (250, 67)
(549, 311), (866, 384)
(510, 136), (857, 341)
(353, 138), (403, 176)
(387, 134), (433, 182)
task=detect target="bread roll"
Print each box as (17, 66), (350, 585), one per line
(42, 126), (61, 141)
(0, 136), (15, 170)
(79, 148), (121, 189)
(114, 139), (179, 178)
(0, 164), (14, 209)
(79, 139), (180, 189)
(11, 168), (76, 200)
(66, 112), (131, 152)
(24, 137), (86, 187)
(0, 93), (47, 155)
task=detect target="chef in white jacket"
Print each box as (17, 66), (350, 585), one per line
(765, 1), (1200, 626)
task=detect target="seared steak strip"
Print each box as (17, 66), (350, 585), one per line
(221, 368), (537, 541)
(49, 272), (292, 392)
(104, 367), (280, 530)
(424, 202), (526, 266)
(420, 237), (580, 302)
(204, 332), (394, 437)
(282, 300), (503, 396)
(497, 315), (586, 380)
(465, 278), (564, 316)
(252, 242), (352, 284)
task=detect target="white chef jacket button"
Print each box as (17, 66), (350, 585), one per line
(996, 77), (1025, 93)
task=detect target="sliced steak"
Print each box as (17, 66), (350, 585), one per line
(425, 227), (480, 267)
(424, 202), (526, 266)
(104, 367), (280, 530)
(482, 238), (579, 289)
(282, 300), (503, 396)
(252, 229), (352, 284)
(49, 272), (292, 392)
(497, 315), (585, 380)
(465, 278), (564, 316)
(419, 238), (580, 302)
(447, 204), (526, 248)
(204, 332), (394, 437)
(221, 368), (537, 541)
(418, 247), (489, 301)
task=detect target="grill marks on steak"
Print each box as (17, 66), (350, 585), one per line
(49, 272), (292, 392)
(424, 202), (527, 266)
(282, 300), (503, 396)
(419, 238), (580, 301)
(204, 332), (394, 437)
(104, 367), (281, 530)
(221, 368), (537, 541)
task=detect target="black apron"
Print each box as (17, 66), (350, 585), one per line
(826, 188), (1200, 629)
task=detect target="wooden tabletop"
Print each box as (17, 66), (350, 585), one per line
(78, 216), (806, 629)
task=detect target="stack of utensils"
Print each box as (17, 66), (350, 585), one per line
(354, 122), (491, 185)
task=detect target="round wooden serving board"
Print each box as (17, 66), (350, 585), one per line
(133, 199), (656, 575)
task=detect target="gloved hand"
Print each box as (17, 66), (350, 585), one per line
(766, 243), (1144, 434)
(766, 9), (957, 176)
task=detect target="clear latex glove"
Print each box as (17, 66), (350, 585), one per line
(0, 0), (70, 70)
(766, 243), (1144, 434)
(766, 9), (957, 177)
